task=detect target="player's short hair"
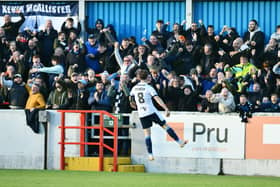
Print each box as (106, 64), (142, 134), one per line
(136, 69), (149, 80)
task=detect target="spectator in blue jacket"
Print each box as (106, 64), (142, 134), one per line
(85, 34), (103, 73)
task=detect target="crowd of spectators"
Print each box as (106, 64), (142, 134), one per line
(0, 12), (279, 117)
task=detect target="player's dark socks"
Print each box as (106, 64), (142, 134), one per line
(145, 136), (153, 154)
(166, 126), (179, 142)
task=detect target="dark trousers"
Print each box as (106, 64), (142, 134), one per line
(25, 109), (40, 133)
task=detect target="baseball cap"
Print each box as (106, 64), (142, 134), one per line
(88, 34), (97, 39)
(78, 79), (87, 86)
(71, 72), (79, 77)
(13, 74), (22, 79)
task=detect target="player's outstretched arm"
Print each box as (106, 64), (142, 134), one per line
(153, 96), (170, 117)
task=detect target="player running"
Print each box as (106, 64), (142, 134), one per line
(130, 69), (188, 161)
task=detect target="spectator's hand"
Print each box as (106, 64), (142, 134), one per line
(251, 49), (256, 56)
(224, 64), (230, 69)
(54, 76), (59, 82)
(223, 39), (229, 44)
(94, 92), (99, 102)
(159, 52), (166, 58)
(111, 79), (116, 87)
(1, 72), (6, 77)
(192, 33), (197, 41)
(52, 104), (59, 109)
(197, 104), (202, 111)
(67, 91), (73, 98)
(114, 42), (119, 49)
(181, 20), (186, 26)
(166, 21), (170, 25)
(221, 25), (228, 33)
(155, 84), (160, 90)
(73, 64), (78, 68)
(205, 107), (209, 112)
(162, 80), (167, 88)
(229, 51), (239, 57)
(161, 69), (169, 78)
(194, 74), (199, 84)
(218, 49), (225, 56)
(178, 48), (184, 53)
(251, 41), (256, 46)
(214, 35), (220, 42)
(242, 81), (249, 86)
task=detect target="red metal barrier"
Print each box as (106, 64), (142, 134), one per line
(58, 110), (118, 172)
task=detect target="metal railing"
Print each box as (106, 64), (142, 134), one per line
(58, 110), (118, 172)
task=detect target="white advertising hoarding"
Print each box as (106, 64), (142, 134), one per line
(151, 114), (245, 159)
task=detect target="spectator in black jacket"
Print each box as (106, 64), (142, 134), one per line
(1, 11), (25, 41)
(198, 43), (219, 76)
(60, 17), (81, 39)
(67, 78), (89, 110)
(0, 73), (28, 109)
(178, 85), (200, 111)
(243, 19), (265, 68)
(200, 89), (218, 113)
(37, 20), (58, 66)
(152, 20), (170, 49)
(84, 17), (104, 40)
(65, 41), (86, 77)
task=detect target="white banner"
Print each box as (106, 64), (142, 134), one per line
(0, 2), (78, 33)
(151, 114), (245, 159)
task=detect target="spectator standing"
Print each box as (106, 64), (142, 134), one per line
(152, 20), (170, 49)
(60, 17), (81, 39)
(65, 41), (86, 76)
(1, 11), (25, 41)
(25, 82), (46, 133)
(84, 18), (104, 39)
(243, 19), (265, 67)
(37, 20), (58, 66)
(85, 34), (103, 73)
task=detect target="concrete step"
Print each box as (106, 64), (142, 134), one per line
(106, 164), (145, 172)
(65, 157), (132, 171)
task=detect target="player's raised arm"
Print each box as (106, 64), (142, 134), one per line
(153, 95), (170, 117)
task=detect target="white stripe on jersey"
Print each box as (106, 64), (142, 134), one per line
(130, 82), (159, 118)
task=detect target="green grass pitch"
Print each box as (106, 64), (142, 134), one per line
(0, 169), (279, 187)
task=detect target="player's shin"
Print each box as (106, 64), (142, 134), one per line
(145, 136), (153, 154)
(165, 126), (179, 142)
